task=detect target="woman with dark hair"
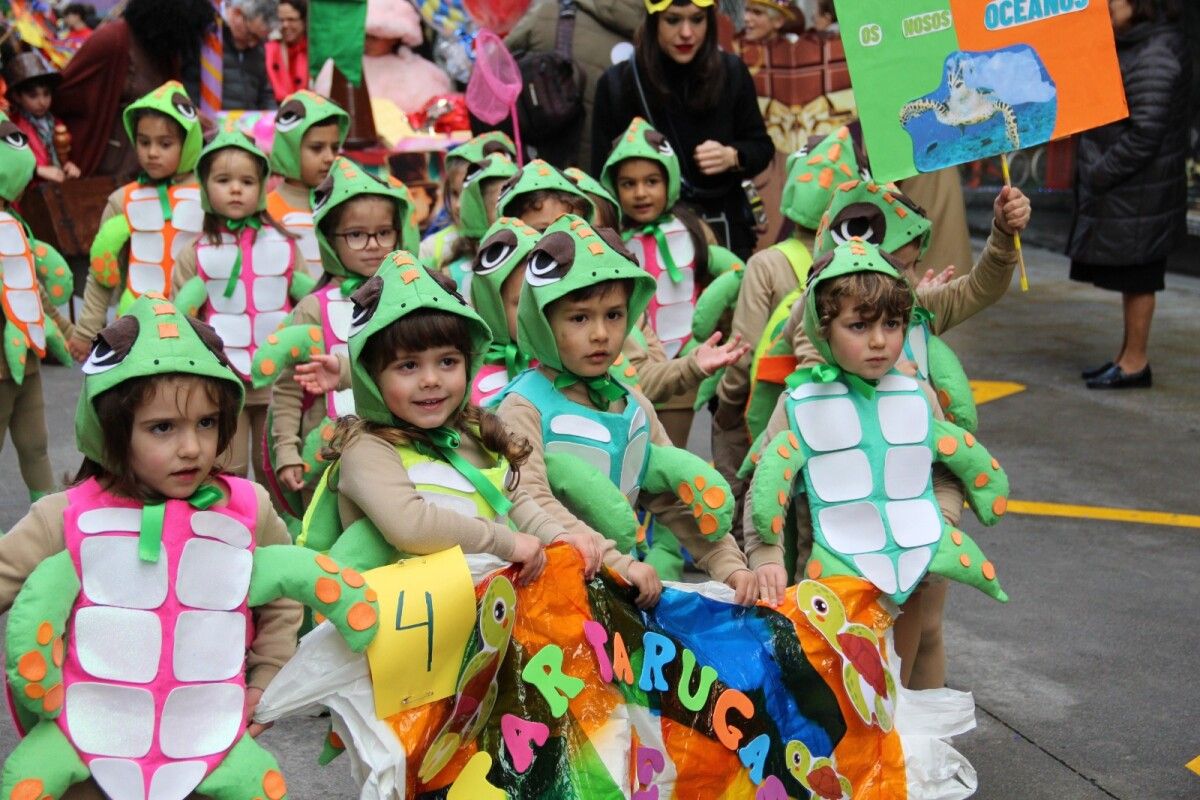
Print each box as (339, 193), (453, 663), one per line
(50, 0), (216, 179)
(1067, 0), (1187, 389)
(266, 0), (309, 102)
(591, 0), (774, 258)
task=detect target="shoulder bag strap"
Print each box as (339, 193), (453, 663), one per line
(555, 0), (577, 60)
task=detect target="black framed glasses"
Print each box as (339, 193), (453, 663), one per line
(333, 228), (398, 251)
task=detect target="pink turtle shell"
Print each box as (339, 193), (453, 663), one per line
(623, 216), (698, 359)
(57, 476), (258, 800)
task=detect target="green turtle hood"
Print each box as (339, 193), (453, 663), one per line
(197, 125), (271, 214)
(76, 293), (245, 469)
(496, 159), (595, 222)
(468, 217), (542, 346)
(563, 166), (620, 224)
(446, 131), (516, 167)
(458, 153), (519, 239)
(813, 178), (931, 259)
(347, 252), (493, 426)
(311, 156), (415, 278)
(0, 111), (36, 202)
(780, 126), (859, 229)
(268, 90), (350, 182)
(802, 237), (912, 366)
(599, 117), (680, 212)
(122, 81), (203, 176)
(515, 214), (655, 373)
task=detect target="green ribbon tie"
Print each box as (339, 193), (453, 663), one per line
(911, 306), (935, 329)
(136, 173), (173, 222)
(138, 483), (225, 563)
(222, 217), (262, 298)
(415, 426), (514, 519)
(553, 370), (626, 411)
(485, 341), (530, 379)
(625, 215), (682, 283)
(339, 275), (366, 297)
(786, 362), (876, 399)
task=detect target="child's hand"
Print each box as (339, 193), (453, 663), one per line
(693, 331), (751, 376)
(278, 465), (305, 492)
(63, 162), (81, 180)
(555, 531), (601, 579)
(993, 186), (1031, 236)
(725, 568), (759, 607)
(511, 532), (547, 586)
(67, 334), (91, 363)
(915, 264), (956, 291)
(755, 563), (788, 607)
(244, 686), (273, 737)
(627, 561), (663, 609)
(293, 353), (341, 395)
(36, 164), (65, 183)
(895, 359), (918, 377)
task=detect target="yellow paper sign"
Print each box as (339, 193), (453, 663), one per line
(364, 546), (476, 719)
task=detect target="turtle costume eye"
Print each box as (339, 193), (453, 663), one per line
(310, 156), (415, 276)
(75, 294), (245, 469)
(827, 203), (887, 248)
(515, 214), (656, 374)
(600, 117), (682, 211)
(121, 80), (204, 174)
(812, 179), (932, 258)
(468, 218), (543, 348)
(346, 252), (493, 426)
(268, 90), (350, 181)
(0, 113), (36, 202)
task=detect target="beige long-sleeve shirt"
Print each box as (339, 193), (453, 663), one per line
(75, 176), (199, 343)
(622, 318), (708, 407)
(496, 373), (750, 582)
(716, 229), (815, 409)
(330, 430), (570, 563)
(742, 381), (964, 574)
(0, 482), (302, 690)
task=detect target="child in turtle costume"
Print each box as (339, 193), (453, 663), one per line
(439, 145), (519, 294)
(252, 156), (414, 517)
(419, 131), (516, 271)
(744, 239), (1010, 683)
(74, 81), (205, 353)
(171, 126), (315, 483)
(0, 294), (379, 800)
(495, 158), (595, 231)
(266, 90), (351, 279)
(0, 109), (76, 502)
(493, 214), (756, 600)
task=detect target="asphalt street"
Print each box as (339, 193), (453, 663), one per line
(0, 239), (1196, 799)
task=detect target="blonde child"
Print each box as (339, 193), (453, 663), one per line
(495, 214), (755, 603)
(266, 90), (350, 278)
(70, 81), (204, 360)
(0, 296), (377, 800)
(0, 110), (76, 502)
(171, 127), (310, 484)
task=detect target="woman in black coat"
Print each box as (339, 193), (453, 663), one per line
(1067, 0), (1188, 389)
(591, 0), (775, 258)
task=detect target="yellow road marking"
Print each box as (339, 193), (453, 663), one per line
(970, 380), (1026, 405)
(1186, 754), (1200, 776)
(1007, 500), (1200, 529)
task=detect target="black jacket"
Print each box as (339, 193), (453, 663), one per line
(592, 51), (775, 257)
(1067, 21), (1189, 266)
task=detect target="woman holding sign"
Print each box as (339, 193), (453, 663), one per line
(1067, 0), (1187, 389)
(591, 0), (775, 259)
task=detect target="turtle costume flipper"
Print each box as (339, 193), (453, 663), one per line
(175, 274), (209, 317)
(251, 323), (325, 389)
(641, 443), (733, 541)
(929, 523), (1008, 602)
(195, 732), (290, 800)
(327, 518), (402, 574)
(32, 238), (73, 305)
(544, 451), (639, 553)
(4, 320), (28, 385)
(927, 334), (978, 432)
(692, 267), (743, 341)
(88, 214), (132, 289)
(748, 429), (808, 547)
(43, 317), (72, 367)
(706, 245), (743, 278)
(0, 721), (89, 800)
(931, 418), (1009, 526)
(248, 545), (380, 652)
(5, 551), (78, 721)
(289, 271), (317, 301)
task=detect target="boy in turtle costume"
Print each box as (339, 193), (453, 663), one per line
(0, 110), (76, 502)
(494, 214), (757, 601)
(266, 90), (351, 279)
(253, 157), (414, 516)
(72, 81), (204, 356)
(495, 158), (595, 231)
